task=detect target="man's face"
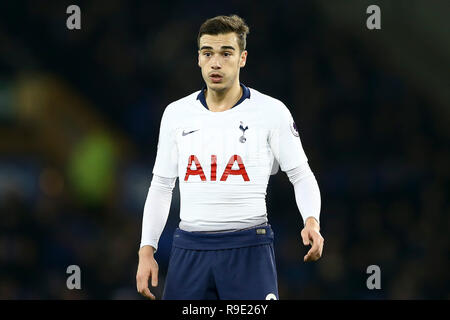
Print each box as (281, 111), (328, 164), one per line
(198, 32), (247, 92)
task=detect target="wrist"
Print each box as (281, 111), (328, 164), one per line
(138, 245), (156, 257)
(305, 217), (320, 231)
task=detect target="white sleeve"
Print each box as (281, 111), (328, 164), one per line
(152, 105), (179, 178)
(269, 102), (308, 172)
(285, 162), (321, 225)
(140, 175), (177, 252)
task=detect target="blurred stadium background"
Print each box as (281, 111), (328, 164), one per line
(0, 0), (448, 299)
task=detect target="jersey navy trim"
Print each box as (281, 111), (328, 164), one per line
(196, 83), (251, 110)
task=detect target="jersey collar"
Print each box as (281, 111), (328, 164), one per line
(196, 83), (251, 110)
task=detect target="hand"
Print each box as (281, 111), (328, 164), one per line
(301, 217), (324, 262)
(136, 246), (158, 300)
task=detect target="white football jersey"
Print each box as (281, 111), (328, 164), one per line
(152, 84), (308, 232)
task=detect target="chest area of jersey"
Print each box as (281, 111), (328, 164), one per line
(175, 115), (271, 182)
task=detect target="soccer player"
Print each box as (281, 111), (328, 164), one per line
(136, 14), (323, 300)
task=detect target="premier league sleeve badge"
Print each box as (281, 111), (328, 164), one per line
(290, 120), (299, 137)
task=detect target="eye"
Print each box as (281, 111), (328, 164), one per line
(203, 52), (211, 57)
(223, 52), (231, 57)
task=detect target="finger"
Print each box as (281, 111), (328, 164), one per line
(304, 251), (313, 262)
(304, 245), (315, 261)
(136, 270), (149, 287)
(310, 234), (321, 254)
(136, 272), (150, 293)
(305, 236), (323, 262)
(303, 240), (317, 261)
(305, 248), (318, 261)
(318, 239), (324, 257)
(151, 267), (158, 287)
(301, 229), (310, 246)
(304, 249), (319, 262)
(140, 287), (156, 300)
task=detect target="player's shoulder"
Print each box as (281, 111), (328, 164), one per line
(165, 91), (200, 112)
(160, 90), (201, 123)
(248, 87), (291, 114)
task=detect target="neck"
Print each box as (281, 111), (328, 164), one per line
(205, 80), (242, 112)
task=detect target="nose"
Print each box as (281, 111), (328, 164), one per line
(210, 55), (221, 69)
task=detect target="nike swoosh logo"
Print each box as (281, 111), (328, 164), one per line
(182, 129), (200, 136)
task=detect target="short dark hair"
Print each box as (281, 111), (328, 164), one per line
(197, 15), (250, 52)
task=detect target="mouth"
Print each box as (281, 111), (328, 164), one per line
(209, 73), (223, 83)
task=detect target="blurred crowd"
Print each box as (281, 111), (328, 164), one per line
(0, 1), (448, 299)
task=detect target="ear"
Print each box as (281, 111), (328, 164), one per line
(239, 50), (248, 68)
(198, 50), (201, 68)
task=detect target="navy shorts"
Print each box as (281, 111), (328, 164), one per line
(162, 224), (279, 300)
